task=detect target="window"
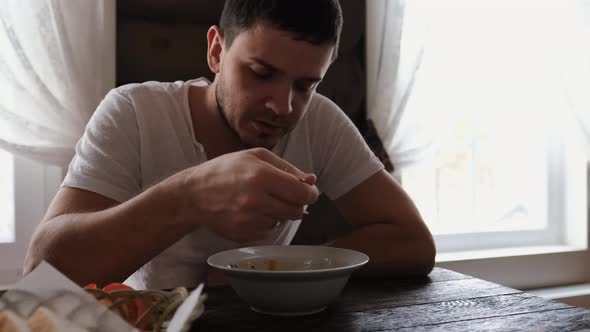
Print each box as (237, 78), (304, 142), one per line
(402, 104), (586, 253)
(388, 0), (589, 288)
(0, 155), (61, 285)
(0, 150), (15, 244)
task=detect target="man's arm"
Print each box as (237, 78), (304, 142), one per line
(330, 169), (436, 277)
(23, 183), (198, 287)
(24, 148), (319, 286)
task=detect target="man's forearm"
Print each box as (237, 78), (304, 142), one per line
(24, 181), (193, 286)
(327, 222), (436, 277)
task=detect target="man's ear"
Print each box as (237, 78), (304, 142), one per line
(207, 26), (224, 74)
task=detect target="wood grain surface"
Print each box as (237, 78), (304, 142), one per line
(192, 267), (590, 332)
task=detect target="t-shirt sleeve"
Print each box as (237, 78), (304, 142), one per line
(308, 94), (385, 200)
(62, 89), (141, 203)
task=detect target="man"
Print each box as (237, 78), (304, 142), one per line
(23, 0), (435, 289)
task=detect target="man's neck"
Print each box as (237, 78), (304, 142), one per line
(188, 83), (244, 160)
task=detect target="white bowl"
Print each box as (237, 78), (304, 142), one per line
(207, 245), (369, 316)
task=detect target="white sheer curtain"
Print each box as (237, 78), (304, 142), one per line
(366, 0), (432, 172)
(367, 0), (590, 171)
(558, 0), (590, 156)
(0, 0), (115, 167)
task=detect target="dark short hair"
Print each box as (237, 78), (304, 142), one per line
(219, 0), (343, 61)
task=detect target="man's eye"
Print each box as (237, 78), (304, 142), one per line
(251, 68), (272, 79)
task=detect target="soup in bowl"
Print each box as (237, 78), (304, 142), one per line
(207, 245), (369, 316)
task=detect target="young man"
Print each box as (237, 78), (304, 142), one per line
(24, 0), (435, 289)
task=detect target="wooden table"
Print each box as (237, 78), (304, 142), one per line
(192, 267), (590, 331)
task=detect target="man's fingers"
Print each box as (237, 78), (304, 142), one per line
(260, 193), (307, 221)
(301, 174), (317, 186)
(250, 148), (308, 179)
(248, 148), (319, 205)
(265, 173), (319, 206)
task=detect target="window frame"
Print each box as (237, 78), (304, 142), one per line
(431, 123), (589, 289)
(411, 129), (586, 251)
(437, 246), (590, 290)
(0, 156), (62, 285)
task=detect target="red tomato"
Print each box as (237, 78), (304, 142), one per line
(103, 283), (148, 329)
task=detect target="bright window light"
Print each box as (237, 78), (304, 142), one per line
(0, 149), (14, 243)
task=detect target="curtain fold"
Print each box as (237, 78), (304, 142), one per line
(556, 0), (590, 158)
(0, 0), (115, 167)
(366, 0), (431, 173)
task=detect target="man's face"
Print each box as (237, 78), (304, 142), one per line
(214, 23), (334, 149)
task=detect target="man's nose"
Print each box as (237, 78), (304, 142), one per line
(265, 83), (293, 116)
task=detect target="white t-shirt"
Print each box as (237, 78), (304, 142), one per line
(63, 78), (384, 289)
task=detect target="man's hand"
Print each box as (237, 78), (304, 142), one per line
(174, 148), (319, 242)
